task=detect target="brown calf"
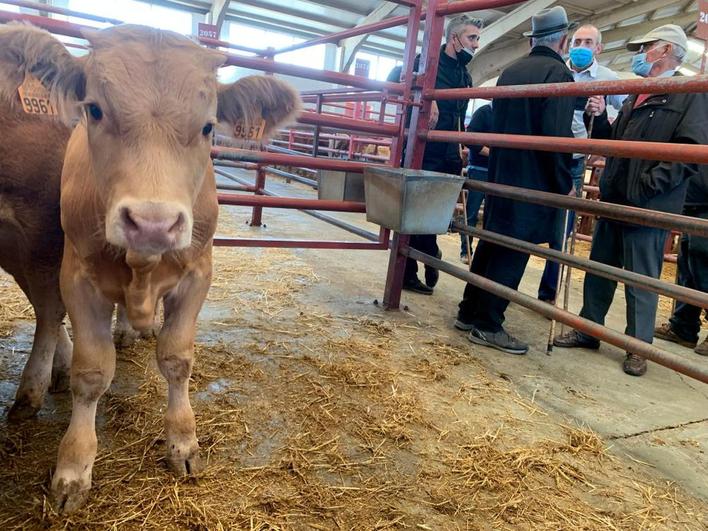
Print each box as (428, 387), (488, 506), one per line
(0, 107), (72, 419)
(0, 23), (300, 512)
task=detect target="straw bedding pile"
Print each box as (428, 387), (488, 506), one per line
(0, 215), (706, 529)
(0, 275), (33, 338)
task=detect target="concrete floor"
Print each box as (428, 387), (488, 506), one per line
(216, 167), (708, 501)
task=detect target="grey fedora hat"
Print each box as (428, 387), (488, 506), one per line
(523, 6), (576, 38)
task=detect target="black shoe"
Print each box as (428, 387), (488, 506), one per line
(403, 278), (433, 295)
(454, 317), (474, 331)
(468, 326), (529, 355)
(623, 353), (647, 376)
(425, 250), (442, 288)
(553, 329), (600, 349)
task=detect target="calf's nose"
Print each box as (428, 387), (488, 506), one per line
(119, 202), (187, 253)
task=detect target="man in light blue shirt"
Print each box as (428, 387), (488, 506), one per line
(538, 24), (627, 304)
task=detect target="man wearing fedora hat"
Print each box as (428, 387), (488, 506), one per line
(554, 24), (708, 376)
(455, 6), (576, 354)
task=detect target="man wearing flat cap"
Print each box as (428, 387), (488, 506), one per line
(455, 6), (576, 355)
(555, 25), (708, 377)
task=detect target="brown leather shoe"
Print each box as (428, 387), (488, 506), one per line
(623, 353), (647, 376)
(654, 322), (697, 348)
(695, 338), (708, 356)
(553, 329), (600, 349)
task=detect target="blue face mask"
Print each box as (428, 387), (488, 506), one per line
(631, 52), (654, 77)
(569, 47), (593, 69)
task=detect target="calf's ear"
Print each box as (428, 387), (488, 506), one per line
(217, 75), (302, 139)
(0, 22), (85, 125)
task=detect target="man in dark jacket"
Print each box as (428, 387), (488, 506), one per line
(461, 102), (492, 262)
(654, 170), (708, 356)
(554, 25), (708, 376)
(455, 6), (576, 354)
(387, 14), (481, 295)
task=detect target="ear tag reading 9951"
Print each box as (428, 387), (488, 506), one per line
(233, 119), (266, 141)
(17, 75), (58, 116)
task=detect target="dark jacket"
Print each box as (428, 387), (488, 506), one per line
(466, 103), (492, 169)
(484, 46), (575, 243)
(387, 46), (471, 166)
(587, 72), (708, 215)
(685, 172), (708, 209)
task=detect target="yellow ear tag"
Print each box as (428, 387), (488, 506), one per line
(17, 75), (58, 116)
(232, 119), (266, 141)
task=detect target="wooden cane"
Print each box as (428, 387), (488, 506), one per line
(461, 189), (472, 265)
(559, 115), (594, 334)
(547, 207), (571, 354)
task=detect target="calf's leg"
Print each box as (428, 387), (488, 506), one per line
(51, 253), (115, 514)
(9, 272), (65, 421)
(50, 324), (72, 393)
(157, 254), (211, 476)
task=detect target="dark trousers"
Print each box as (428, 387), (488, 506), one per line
(457, 240), (530, 333)
(538, 157), (585, 300)
(578, 218), (668, 344)
(404, 157), (463, 283)
(460, 166), (488, 256)
(670, 222), (708, 342)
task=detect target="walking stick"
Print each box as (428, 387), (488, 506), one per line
(461, 189), (472, 265)
(559, 115), (594, 335)
(547, 207), (571, 354)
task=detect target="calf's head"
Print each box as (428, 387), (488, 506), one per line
(0, 23), (300, 255)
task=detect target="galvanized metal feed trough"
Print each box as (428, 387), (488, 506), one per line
(364, 167), (464, 235)
(318, 170), (366, 202)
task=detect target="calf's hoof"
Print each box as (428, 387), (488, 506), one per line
(7, 396), (41, 422)
(51, 477), (90, 515)
(167, 441), (203, 476)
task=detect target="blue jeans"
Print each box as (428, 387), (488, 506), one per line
(460, 166), (488, 256)
(538, 157), (584, 301)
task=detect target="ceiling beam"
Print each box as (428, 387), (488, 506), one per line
(600, 12), (695, 44)
(470, 39), (528, 85)
(587, 0), (683, 30)
(339, 2), (400, 71)
(476, 0), (556, 54)
(208, 0), (229, 35)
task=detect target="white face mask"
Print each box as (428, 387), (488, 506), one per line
(454, 34), (475, 65)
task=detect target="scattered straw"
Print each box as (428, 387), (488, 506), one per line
(0, 213), (706, 529)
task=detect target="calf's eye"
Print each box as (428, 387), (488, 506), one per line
(88, 103), (103, 121)
(202, 123), (213, 136)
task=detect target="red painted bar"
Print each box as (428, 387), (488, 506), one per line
(287, 130), (392, 146)
(429, 75), (708, 100)
(250, 166), (267, 227)
(271, 16), (415, 56)
(0, 10), (93, 38)
(217, 193), (367, 213)
(197, 36), (268, 55)
(436, 0), (522, 16)
(383, 0), (433, 310)
(406, 247), (708, 384)
(1, 0), (122, 24)
(214, 237), (388, 250)
(298, 110), (399, 136)
(301, 92), (384, 103)
(271, 0), (520, 56)
(270, 140), (389, 161)
(425, 130), (708, 165)
(220, 51), (404, 94)
(211, 146), (385, 173)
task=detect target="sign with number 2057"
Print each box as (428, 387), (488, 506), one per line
(698, 0), (708, 40)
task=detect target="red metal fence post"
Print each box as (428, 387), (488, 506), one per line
(383, 0), (441, 310)
(250, 165), (267, 227)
